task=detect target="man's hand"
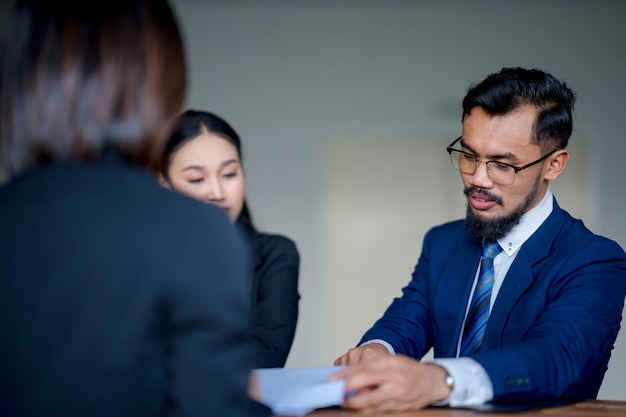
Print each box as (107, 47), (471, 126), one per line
(333, 343), (391, 366)
(329, 355), (452, 412)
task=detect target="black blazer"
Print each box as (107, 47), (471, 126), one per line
(237, 221), (300, 368)
(0, 155), (269, 417)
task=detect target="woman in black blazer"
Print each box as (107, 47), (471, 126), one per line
(159, 110), (300, 368)
(0, 2), (266, 416)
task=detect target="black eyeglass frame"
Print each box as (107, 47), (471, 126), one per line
(446, 136), (560, 183)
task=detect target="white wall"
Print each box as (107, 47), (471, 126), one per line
(175, 0), (626, 400)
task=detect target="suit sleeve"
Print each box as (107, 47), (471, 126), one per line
(163, 210), (270, 417)
(250, 236), (300, 368)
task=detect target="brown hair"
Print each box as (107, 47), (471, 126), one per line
(0, 0), (186, 177)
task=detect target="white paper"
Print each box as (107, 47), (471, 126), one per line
(253, 366), (347, 416)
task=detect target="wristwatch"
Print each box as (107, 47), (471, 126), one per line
(445, 373), (455, 391)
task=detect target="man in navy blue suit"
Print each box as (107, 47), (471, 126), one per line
(333, 67), (626, 412)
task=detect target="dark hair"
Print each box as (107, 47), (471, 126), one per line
(0, 0), (186, 177)
(462, 67), (576, 149)
(161, 110), (255, 228)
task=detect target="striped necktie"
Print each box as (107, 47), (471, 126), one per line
(460, 240), (502, 356)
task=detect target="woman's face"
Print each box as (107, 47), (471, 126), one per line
(164, 131), (245, 223)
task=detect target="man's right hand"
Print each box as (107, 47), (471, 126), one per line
(334, 343), (391, 366)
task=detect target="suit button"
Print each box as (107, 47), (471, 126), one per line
(505, 376), (529, 387)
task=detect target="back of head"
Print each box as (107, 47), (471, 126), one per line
(0, 0), (186, 178)
(462, 67), (576, 149)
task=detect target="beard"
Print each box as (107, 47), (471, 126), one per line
(464, 174), (541, 241)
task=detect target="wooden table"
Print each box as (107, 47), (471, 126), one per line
(300, 400), (626, 417)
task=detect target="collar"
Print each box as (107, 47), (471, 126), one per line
(497, 188), (554, 257)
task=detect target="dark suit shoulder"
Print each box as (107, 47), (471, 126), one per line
(423, 219), (476, 250)
(255, 232), (299, 261)
(428, 218), (467, 236)
(236, 222), (299, 269)
(526, 202), (626, 264)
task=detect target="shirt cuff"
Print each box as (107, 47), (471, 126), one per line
(359, 339), (396, 355)
(430, 357), (494, 406)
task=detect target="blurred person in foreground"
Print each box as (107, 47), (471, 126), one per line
(0, 1), (268, 416)
(332, 67), (626, 412)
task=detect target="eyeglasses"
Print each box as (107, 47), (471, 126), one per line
(446, 136), (560, 185)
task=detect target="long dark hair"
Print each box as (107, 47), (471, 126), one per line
(161, 110), (255, 228)
(0, 0), (186, 178)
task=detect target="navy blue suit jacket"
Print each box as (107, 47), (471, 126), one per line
(361, 199), (626, 401)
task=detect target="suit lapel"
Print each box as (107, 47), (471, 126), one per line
(484, 252), (535, 347)
(483, 203), (566, 348)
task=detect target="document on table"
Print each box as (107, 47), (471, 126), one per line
(252, 366), (347, 416)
